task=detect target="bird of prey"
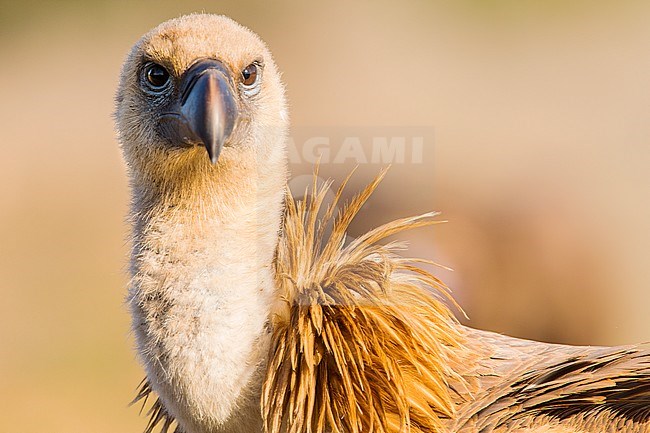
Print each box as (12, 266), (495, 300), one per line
(115, 14), (650, 433)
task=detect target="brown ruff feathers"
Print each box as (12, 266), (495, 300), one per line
(262, 169), (465, 433)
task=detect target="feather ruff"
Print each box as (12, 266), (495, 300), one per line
(262, 169), (465, 433)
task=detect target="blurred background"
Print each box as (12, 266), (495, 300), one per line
(1, 0), (648, 431)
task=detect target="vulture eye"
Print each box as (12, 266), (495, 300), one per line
(241, 63), (259, 87)
(143, 63), (170, 90)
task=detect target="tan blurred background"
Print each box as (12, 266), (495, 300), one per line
(1, 1), (649, 431)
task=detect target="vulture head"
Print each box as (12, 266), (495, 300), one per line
(115, 14), (288, 187)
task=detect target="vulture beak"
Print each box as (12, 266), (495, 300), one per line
(178, 59), (238, 164)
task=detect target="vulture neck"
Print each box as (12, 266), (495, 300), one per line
(128, 148), (286, 432)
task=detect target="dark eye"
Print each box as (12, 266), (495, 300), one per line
(144, 63), (170, 89)
(241, 63), (258, 87)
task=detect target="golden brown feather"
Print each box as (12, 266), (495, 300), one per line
(263, 168), (466, 433)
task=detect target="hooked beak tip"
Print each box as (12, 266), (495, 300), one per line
(207, 145), (222, 165)
(178, 60), (238, 165)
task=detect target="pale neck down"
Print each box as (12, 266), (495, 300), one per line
(127, 147), (287, 432)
